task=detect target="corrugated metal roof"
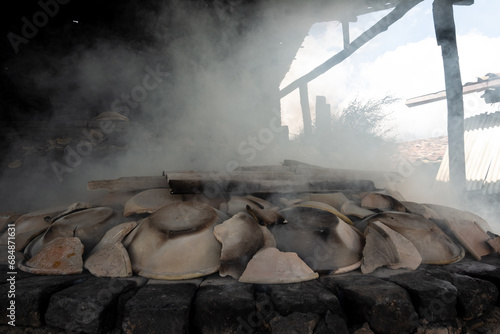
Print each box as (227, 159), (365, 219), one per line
(436, 111), (500, 194)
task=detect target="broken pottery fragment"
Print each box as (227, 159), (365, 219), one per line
(18, 237), (84, 275)
(123, 188), (182, 217)
(49, 202), (95, 223)
(214, 212), (264, 279)
(56, 137), (72, 145)
(400, 201), (440, 220)
(8, 160), (22, 168)
(486, 231), (500, 253)
(260, 225), (277, 249)
(127, 201), (222, 280)
(269, 206), (363, 273)
(361, 221), (422, 274)
(0, 205), (71, 252)
(293, 201), (353, 225)
(0, 212), (20, 234)
(93, 111), (129, 121)
(87, 221), (137, 257)
(182, 193), (227, 210)
(246, 205), (286, 225)
(244, 195), (275, 210)
(308, 192), (350, 211)
(224, 196), (274, 216)
(340, 200), (375, 219)
(238, 247), (319, 284)
(361, 212), (464, 265)
(361, 192), (407, 212)
(24, 207), (122, 259)
(84, 242), (132, 277)
(423, 203), (492, 260)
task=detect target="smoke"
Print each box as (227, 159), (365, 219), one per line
(0, 0), (322, 211)
(4, 0), (496, 238)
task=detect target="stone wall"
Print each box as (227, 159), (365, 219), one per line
(1, 255), (499, 334)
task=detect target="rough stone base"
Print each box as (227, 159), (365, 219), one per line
(0, 255), (499, 334)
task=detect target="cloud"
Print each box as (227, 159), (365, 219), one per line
(281, 21), (500, 140)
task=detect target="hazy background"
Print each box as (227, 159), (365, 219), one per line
(0, 0), (498, 231)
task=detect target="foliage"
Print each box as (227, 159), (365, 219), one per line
(332, 95), (399, 140)
(289, 95), (400, 169)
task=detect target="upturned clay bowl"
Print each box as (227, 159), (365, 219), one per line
(269, 206), (363, 273)
(126, 201), (223, 280)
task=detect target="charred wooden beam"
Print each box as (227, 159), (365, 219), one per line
(167, 174), (377, 195)
(164, 165), (400, 195)
(87, 176), (168, 191)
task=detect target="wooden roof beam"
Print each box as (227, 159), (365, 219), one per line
(279, 0), (424, 98)
(405, 77), (500, 107)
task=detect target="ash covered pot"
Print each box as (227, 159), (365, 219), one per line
(268, 203), (363, 273)
(126, 201), (223, 280)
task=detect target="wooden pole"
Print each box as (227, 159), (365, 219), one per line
(299, 84), (313, 138)
(433, 0), (467, 205)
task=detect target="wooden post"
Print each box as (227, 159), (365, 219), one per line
(299, 84), (313, 138)
(342, 21), (350, 49)
(433, 0), (467, 205)
(315, 96), (331, 137)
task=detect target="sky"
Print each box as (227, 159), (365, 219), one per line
(280, 0), (500, 141)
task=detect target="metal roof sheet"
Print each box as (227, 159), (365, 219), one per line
(436, 111), (500, 194)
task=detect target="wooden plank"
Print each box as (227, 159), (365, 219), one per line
(405, 77), (500, 107)
(87, 176), (168, 191)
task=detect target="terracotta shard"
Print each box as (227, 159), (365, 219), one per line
(486, 231), (500, 253)
(245, 195), (275, 210)
(18, 237), (84, 275)
(246, 205), (286, 225)
(400, 201), (440, 220)
(238, 247), (318, 284)
(49, 202), (95, 223)
(123, 188), (182, 217)
(214, 212), (264, 279)
(309, 192), (350, 210)
(84, 242), (132, 277)
(269, 206), (363, 273)
(224, 196), (274, 216)
(341, 200), (375, 219)
(363, 212), (464, 265)
(293, 201), (353, 225)
(88, 221), (138, 257)
(361, 193), (407, 212)
(260, 225), (277, 249)
(361, 221), (422, 274)
(94, 111), (129, 121)
(24, 207), (122, 259)
(8, 160), (22, 168)
(423, 203), (492, 260)
(0, 206), (66, 252)
(0, 212), (21, 234)
(182, 193), (227, 210)
(126, 201), (222, 280)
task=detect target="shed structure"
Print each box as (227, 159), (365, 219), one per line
(436, 111), (500, 195)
